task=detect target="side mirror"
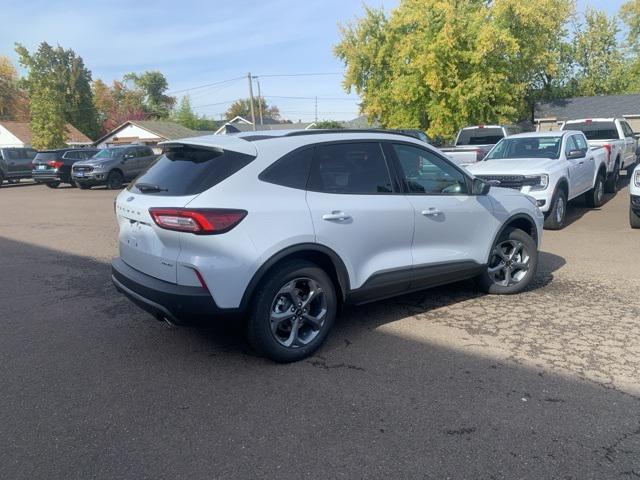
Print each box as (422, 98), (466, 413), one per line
(634, 132), (640, 140)
(567, 149), (586, 159)
(472, 177), (491, 195)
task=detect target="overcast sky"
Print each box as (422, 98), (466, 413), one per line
(0, 0), (628, 123)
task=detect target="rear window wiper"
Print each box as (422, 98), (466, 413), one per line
(135, 183), (168, 193)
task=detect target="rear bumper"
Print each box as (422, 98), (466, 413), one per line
(111, 257), (238, 322)
(32, 170), (63, 182)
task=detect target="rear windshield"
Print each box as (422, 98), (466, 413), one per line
(564, 122), (618, 140)
(128, 145), (255, 196)
(456, 128), (505, 146)
(34, 152), (61, 161)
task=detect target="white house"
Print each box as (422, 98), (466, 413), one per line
(0, 121), (92, 148)
(94, 120), (204, 153)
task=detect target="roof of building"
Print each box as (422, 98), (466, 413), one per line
(217, 121), (316, 134)
(534, 95), (640, 121)
(0, 121), (92, 145)
(93, 120), (202, 145)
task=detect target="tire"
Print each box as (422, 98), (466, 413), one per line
(78, 183), (91, 190)
(585, 172), (605, 208)
(246, 260), (337, 363)
(605, 161), (620, 193)
(544, 188), (567, 230)
(7, 178), (19, 184)
(0, 172), (4, 188)
(477, 228), (538, 295)
(46, 182), (61, 189)
(68, 178), (77, 188)
(631, 207), (640, 229)
(106, 171), (123, 190)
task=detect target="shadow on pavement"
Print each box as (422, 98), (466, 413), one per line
(1, 236), (638, 480)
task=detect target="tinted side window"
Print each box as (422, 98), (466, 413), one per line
(574, 135), (588, 151)
(259, 147), (313, 189)
(622, 122), (634, 137)
(565, 135), (578, 154)
(393, 144), (468, 195)
(308, 142), (393, 194)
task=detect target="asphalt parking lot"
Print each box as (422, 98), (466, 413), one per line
(2, 180), (640, 479)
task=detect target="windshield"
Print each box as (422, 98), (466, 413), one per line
(564, 121), (618, 140)
(485, 137), (562, 160)
(92, 148), (121, 159)
(457, 128), (504, 146)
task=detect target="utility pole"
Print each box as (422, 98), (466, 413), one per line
(315, 96), (318, 123)
(255, 77), (264, 126)
(247, 72), (256, 130)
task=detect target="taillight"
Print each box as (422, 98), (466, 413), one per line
(47, 160), (63, 169)
(149, 208), (247, 235)
(603, 143), (612, 159)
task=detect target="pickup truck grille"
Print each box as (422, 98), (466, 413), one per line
(475, 175), (527, 190)
(73, 165), (94, 173)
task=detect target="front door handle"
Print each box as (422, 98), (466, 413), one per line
(322, 211), (351, 221)
(421, 208), (443, 217)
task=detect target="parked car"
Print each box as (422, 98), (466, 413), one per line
(467, 131), (608, 230)
(561, 118), (638, 193)
(0, 147), (37, 187)
(111, 130), (543, 363)
(631, 164), (640, 228)
(440, 125), (528, 166)
(32, 148), (99, 188)
(72, 145), (157, 190)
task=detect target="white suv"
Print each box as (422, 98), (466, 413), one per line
(112, 130), (544, 362)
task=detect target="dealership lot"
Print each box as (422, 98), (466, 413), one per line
(2, 181), (640, 479)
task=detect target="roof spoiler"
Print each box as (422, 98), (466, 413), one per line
(159, 135), (257, 157)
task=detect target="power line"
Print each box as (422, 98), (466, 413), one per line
(255, 72), (342, 78)
(167, 76), (245, 95)
(264, 95), (358, 101)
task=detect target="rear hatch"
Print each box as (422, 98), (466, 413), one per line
(116, 136), (257, 284)
(32, 151), (61, 172)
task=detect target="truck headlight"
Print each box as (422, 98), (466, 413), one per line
(635, 169), (640, 188)
(528, 174), (549, 191)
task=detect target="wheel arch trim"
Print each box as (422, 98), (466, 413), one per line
(239, 243), (350, 310)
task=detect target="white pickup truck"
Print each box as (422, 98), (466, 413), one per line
(631, 164), (640, 228)
(440, 125), (525, 166)
(561, 118), (638, 193)
(466, 131), (609, 230)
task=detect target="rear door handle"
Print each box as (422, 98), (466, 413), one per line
(421, 208), (443, 217)
(322, 211), (351, 221)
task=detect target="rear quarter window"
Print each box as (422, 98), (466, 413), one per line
(259, 147), (313, 189)
(129, 145), (255, 196)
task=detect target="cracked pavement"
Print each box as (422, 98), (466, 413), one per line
(1, 180), (639, 479)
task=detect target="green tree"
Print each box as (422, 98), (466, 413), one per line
(621, 0), (640, 54)
(16, 42), (100, 146)
(124, 71), (175, 118)
(225, 97), (280, 121)
(173, 95), (198, 129)
(335, 0), (573, 140)
(572, 9), (625, 96)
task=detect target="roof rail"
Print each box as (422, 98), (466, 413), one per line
(283, 128), (423, 140)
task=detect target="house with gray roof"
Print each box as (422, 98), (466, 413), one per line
(94, 120), (205, 152)
(534, 94), (640, 132)
(215, 116), (316, 134)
